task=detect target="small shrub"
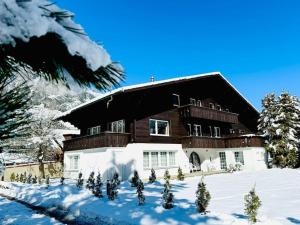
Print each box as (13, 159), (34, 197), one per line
(162, 179), (174, 209)
(244, 186), (261, 223)
(195, 177), (211, 214)
(60, 176), (65, 185)
(94, 172), (103, 198)
(149, 168), (156, 183)
(10, 173), (15, 182)
(131, 170), (140, 187)
(76, 172), (84, 189)
(164, 169), (171, 180)
(136, 179), (145, 205)
(177, 167), (185, 181)
(86, 172), (95, 190)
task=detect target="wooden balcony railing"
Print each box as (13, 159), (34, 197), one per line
(63, 132), (131, 151)
(178, 105), (239, 124)
(181, 135), (264, 148)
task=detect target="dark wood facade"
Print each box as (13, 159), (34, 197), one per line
(60, 73), (262, 151)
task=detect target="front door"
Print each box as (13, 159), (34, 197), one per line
(189, 152), (201, 172)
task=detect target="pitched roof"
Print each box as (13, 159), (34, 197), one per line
(58, 71), (258, 118)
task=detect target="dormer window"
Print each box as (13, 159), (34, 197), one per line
(197, 100), (202, 107)
(190, 98), (196, 106)
(172, 94), (180, 107)
(209, 103), (215, 109)
(216, 104), (221, 111)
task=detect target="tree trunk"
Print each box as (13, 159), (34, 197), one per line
(38, 145), (45, 178)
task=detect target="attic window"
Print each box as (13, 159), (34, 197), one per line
(197, 100), (202, 107)
(209, 103), (215, 109)
(216, 105), (221, 111)
(172, 94), (180, 107)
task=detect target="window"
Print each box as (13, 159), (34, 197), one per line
(239, 129), (245, 134)
(214, 127), (221, 137)
(190, 98), (196, 106)
(197, 100), (202, 107)
(225, 108), (229, 112)
(209, 103), (215, 109)
(143, 152), (150, 168)
(229, 129), (235, 134)
(151, 152), (159, 168)
(110, 120), (125, 133)
(209, 126), (213, 137)
(216, 104), (221, 111)
(69, 155), (79, 170)
(187, 123), (192, 136)
(169, 152), (176, 166)
(160, 152), (167, 167)
(87, 125), (101, 135)
(194, 124), (202, 136)
(172, 94), (180, 107)
(143, 151), (176, 168)
(219, 152), (227, 170)
(234, 152), (244, 165)
(149, 119), (169, 136)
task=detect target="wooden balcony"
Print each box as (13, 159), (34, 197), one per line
(182, 135), (264, 148)
(178, 105), (239, 124)
(63, 132), (131, 151)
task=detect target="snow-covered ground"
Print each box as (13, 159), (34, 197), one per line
(0, 196), (62, 225)
(0, 169), (299, 225)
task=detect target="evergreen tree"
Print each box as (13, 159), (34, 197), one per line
(86, 171), (95, 191)
(258, 92), (300, 168)
(60, 176), (65, 185)
(20, 173), (24, 183)
(32, 175), (37, 184)
(130, 170), (140, 187)
(23, 172), (27, 183)
(136, 179), (145, 205)
(177, 167), (185, 181)
(162, 170), (174, 209)
(27, 173), (32, 184)
(15, 174), (19, 182)
(244, 187), (262, 223)
(164, 169), (171, 180)
(10, 173), (15, 182)
(149, 168), (156, 183)
(93, 172), (103, 198)
(38, 176), (42, 185)
(76, 172), (84, 189)
(195, 177), (211, 214)
(107, 179), (118, 200)
(112, 172), (120, 186)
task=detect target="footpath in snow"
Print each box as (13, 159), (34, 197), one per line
(0, 169), (299, 225)
(0, 196), (62, 225)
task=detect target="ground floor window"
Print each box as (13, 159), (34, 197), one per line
(234, 151), (244, 165)
(143, 151), (176, 169)
(69, 155), (79, 170)
(219, 152), (227, 170)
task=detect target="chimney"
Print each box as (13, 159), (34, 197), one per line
(150, 75), (155, 82)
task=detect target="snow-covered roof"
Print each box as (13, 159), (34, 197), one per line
(0, 0), (110, 71)
(58, 71), (258, 118)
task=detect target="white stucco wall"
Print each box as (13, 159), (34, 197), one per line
(185, 147), (267, 172)
(64, 143), (190, 181)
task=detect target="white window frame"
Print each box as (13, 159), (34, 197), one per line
(214, 127), (221, 137)
(209, 126), (213, 137)
(172, 94), (180, 107)
(209, 103), (215, 109)
(219, 152), (227, 170)
(190, 98), (196, 106)
(110, 120), (125, 133)
(216, 104), (221, 111)
(143, 151), (176, 169)
(68, 155), (79, 171)
(234, 151), (244, 165)
(87, 125), (101, 135)
(194, 124), (202, 136)
(187, 123), (192, 136)
(149, 119), (170, 136)
(197, 100), (202, 107)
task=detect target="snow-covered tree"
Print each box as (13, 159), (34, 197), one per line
(149, 168), (156, 183)
(130, 170), (140, 187)
(244, 186), (262, 223)
(112, 172), (120, 186)
(107, 179), (118, 200)
(258, 92), (300, 168)
(93, 172), (103, 198)
(86, 171), (95, 191)
(177, 167), (185, 181)
(76, 172), (84, 189)
(195, 177), (211, 214)
(136, 179), (145, 205)
(162, 170), (174, 209)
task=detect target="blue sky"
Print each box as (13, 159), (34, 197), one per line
(58, 0), (300, 110)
